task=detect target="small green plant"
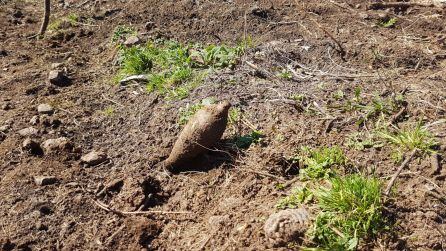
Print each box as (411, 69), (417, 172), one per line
(102, 106), (115, 116)
(278, 69), (293, 80)
(308, 174), (384, 250)
(112, 25), (136, 42)
(295, 146), (347, 180)
(276, 185), (314, 209)
(228, 107), (241, 125)
(333, 90), (345, 100)
(379, 17), (397, 28)
(67, 13), (79, 26)
(177, 98), (216, 125)
(116, 40), (244, 99)
(233, 130), (264, 149)
(191, 44), (243, 68)
(376, 123), (437, 160)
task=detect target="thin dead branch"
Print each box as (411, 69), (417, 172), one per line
(369, 2), (435, 10)
(384, 149), (417, 196)
(93, 199), (192, 216)
(39, 0), (51, 36)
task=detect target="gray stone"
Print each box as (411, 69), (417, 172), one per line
(18, 127), (38, 136)
(81, 150), (107, 166)
(123, 35), (140, 46)
(34, 176), (58, 186)
(22, 138), (42, 155)
(37, 104), (54, 114)
(30, 115), (39, 125)
(48, 70), (69, 86)
(0, 125), (10, 133)
(42, 137), (72, 153)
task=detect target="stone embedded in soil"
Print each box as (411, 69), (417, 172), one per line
(123, 35), (140, 46)
(264, 208), (309, 247)
(41, 137), (72, 153)
(48, 70), (69, 86)
(0, 125), (10, 133)
(29, 115), (39, 125)
(164, 101), (231, 172)
(81, 150), (107, 166)
(37, 104), (54, 114)
(22, 138), (42, 155)
(1, 102), (13, 110)
(34, 176), (57, 186)
(18, 127), (38, 137)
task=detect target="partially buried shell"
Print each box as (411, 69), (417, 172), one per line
(164, 101), (231, 172)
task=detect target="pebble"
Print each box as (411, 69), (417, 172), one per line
(123, 35), (140, 46)
(22, 138), (42, 155)
(81, 150), (107, 166)
(41, 137), (72, 153)
(0, 125), (10, 133)
(37, 104), (54, 114)
(34, 176), (58, 186)
(1, 102), (13, 110)
(30, 115), (39, 125)
(48, 70), (69, 86)
(18, 127), (38, 137)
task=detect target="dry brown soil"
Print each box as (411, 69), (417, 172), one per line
(1, 0), (445, 250)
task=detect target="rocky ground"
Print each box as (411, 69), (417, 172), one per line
(1, 0), (445, 250)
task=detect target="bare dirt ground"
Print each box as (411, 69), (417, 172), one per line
(1, 0), (445, 250)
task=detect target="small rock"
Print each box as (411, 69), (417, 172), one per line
(81, 150), (107, 166)
(18, 127), (38, 137)
(42, 137), (72, 153)
(34, 176), (58, 186)
(22, 138), (43, 155)
(51, 63), (63, 69)
(123, 35), (140, 46)
(39, 205), (53, 215)
(264, 208), (309, 247)
(1, 102), (13, 110)
(0, 125), (9, 133)
(35, 221), (48, 231)
(37, 104), (54, 114)
(48, 70), (69, 86)
(30, 115), (39, 125)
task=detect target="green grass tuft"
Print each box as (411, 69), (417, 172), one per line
(276, 185), (313, 209)
(295, 146), (347, 180)
(376, 123), (437, 161)
(116, 40), (245, 99)
(309, 174), (384, 250)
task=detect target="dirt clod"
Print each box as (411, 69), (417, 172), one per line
(22, 138), (42, 155)
(264, 208), (310, 247)
(48, 70), (69, 86)
(164, 101), (231, 172)
(34, 176), (58, 186)
(17, 127), (38, 137)
(37, 104), (54, 114)
(81, 150), (107, 166)
(41, 137), (72, 153)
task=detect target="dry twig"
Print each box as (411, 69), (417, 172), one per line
(39, 0), (51, 36)
(384, 149), (417, 196)
(369, 2), (435, 9)
(93, 199), (192, 216)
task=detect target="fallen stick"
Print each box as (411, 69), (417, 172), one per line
(119, 74), (148, 85)
(369, 2), (435, 9)
(384, 149), (417, 196)
(93, 199), (192, 216)
(39, 0), (51, 36)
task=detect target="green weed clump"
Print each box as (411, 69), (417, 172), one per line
(295, 146), (347, 180)
(116, 40), (245, 99)
(376, 123), (437, 161)
(112, 25), (136, 42)
(276, 185), (313, 209)
(308, 175), (384, 250)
